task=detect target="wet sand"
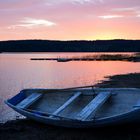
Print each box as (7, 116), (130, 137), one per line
(1, 73), (140, 140)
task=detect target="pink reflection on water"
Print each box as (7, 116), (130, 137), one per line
(0, 53), (140, 122)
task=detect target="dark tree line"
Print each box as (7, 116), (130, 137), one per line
(0, 39), (140, 52)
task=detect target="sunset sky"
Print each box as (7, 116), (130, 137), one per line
(0, 0), (140, 40)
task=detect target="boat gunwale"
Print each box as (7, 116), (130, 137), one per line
(22, 87), (140, 92)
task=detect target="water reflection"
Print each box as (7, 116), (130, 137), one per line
(0, 53), (140, 122)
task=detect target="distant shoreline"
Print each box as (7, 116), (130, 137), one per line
(0, 39), (140, 52)
(30, 53), (140, 62)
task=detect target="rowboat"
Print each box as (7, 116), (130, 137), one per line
(5, 87), (140, 128)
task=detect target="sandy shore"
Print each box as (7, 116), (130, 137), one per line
(95, 73), (140, 88)
(1, 119), (140, 140)
(1, 73), (140, 140)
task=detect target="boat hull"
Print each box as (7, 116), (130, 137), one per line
(5, 88), (140, 128)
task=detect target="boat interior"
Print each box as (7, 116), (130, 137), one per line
(8, 88), (140, 121)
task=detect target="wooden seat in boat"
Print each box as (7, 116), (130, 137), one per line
(52, 92), (81, 116)
(76, 91), (111, 121)
(16, 93), (42, 109)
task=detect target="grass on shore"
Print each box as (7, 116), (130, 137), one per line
(71, 53), (140, 61)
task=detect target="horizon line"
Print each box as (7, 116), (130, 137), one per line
(0, 38), (140, 42)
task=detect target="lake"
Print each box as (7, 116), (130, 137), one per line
(0, 52), (140, 122)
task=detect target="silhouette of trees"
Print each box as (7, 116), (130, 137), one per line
(0, 39), (140, 52)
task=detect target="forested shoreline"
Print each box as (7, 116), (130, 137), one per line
(0, 39), (140, 52)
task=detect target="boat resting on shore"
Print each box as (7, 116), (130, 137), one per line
(5, 87), (140, 128)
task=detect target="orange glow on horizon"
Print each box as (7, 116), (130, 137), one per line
(0, 0), (140, 41)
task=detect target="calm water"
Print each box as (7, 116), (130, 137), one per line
(0, 52), (140, 122)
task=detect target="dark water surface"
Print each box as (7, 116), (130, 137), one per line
(0, 52), (140, 122)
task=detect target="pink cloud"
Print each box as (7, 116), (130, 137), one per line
(0, 0), (140, 40)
